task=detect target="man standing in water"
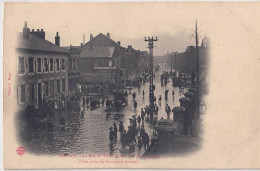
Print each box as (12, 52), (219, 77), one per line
(113, 123), (118, 139)
(165, 104), (171, 119)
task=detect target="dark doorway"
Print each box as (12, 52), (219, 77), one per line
(38, 83), (42, 105)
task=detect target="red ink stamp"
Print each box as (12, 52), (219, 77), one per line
(8, 72), (11, 96)
(16, 147), (26, 156)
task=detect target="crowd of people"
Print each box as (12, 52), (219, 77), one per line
(109, 114), (151, 155)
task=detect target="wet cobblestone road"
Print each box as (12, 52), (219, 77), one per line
(18, 65), (185, 157)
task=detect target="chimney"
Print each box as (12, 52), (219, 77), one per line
(81, 43), (83, 47)
(90, 42), (93, 49)
(55, 32), (60, 46)
(40, 29), (45, 40)
(117, 41), (121, 46)
(83, 34), (85, 44)
(107, 33), (110, 38)
(128, 45), (132, 49)
(90, 34), (93, 40)
(31, 28), (45, 39)
(22, 21), (30, 39)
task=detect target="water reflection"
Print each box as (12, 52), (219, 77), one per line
(17, 67), (185, 157)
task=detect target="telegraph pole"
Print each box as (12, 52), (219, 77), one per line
(174, 52), (177, 71)
(170, 54), (173, 71)
(145, 36), (158, 120)
(195, 20), (200, 115)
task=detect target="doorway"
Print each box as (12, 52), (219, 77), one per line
(38, 83), (42, 105)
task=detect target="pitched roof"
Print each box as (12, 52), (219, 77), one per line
(84, 33), (121, 47)
(61, 46), (81, 51)
(80, 46), (115, 58)
(17, 33), (69, 54)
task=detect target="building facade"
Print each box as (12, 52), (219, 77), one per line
(170, 36), (210, 94)
(171, 36), (210, 74)
(62, 45), (81, 98)
(79, 33), (124, 84)
(138, 51), (150, 72)
(16, 22), (69, 111)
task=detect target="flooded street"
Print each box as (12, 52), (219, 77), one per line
(18, 65), (185, 157)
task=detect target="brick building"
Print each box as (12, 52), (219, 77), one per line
(138, 51), (150, 72)
(170, 36), (210, 94)
(62, 45), (81, 98)
(16, 22), (70, 111)
(79, 33), (124, 84)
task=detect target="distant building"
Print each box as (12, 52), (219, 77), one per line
(170, 35), (210, 94)
(171, 36), (210, 74)
(16, 21), (69, 110)
(139, 51), (150, 72)
(61, 45), (81, 98)
(79, 33), (124, 84)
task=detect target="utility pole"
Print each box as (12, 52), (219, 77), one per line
(195, 20), (200, 116)
(170, 54), (173, 71)
(174, 52), (177, 71)
(145, 36), (158, 120)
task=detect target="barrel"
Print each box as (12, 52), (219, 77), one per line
(179, 97), (192, 135)
(184, 92), (195, 118)
(172, 106), (185, 122)
(179, 97), (191, 110)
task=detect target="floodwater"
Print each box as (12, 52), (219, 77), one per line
(18, 65), (185, 156)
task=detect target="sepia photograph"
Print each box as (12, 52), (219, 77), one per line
(3, 2), (260, 169)
(15, 19), (208, 157)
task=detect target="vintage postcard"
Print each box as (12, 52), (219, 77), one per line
(3, 2), (260, 169)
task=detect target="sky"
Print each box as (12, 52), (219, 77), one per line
(8, 3), (209, 56)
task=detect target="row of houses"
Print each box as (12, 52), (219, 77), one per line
(169, 36), (210, 94)
(170, 36), (209, 74)
(16, 22), (149, 110)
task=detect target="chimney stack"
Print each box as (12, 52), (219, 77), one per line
(30, 28), (45, 39)
(107, 33), (110, 38)
(22, 21), (30, 39)
(90, 34), (93, 40)
(117, 41), (121, 46)
(55, 32), (60, 46)
(40, 29), (45, 39)
(128, 45), (132, 49)
(83, 34), (85, 44)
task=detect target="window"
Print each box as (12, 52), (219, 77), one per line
(57, 80), (60, 93)
(73, 59), (76, 69)
(50, 80), (54, 96)
(62, 59), (65, 70)
(50, 58), (54, 71)
(43, 58), (48, 72)
(28, 57), (34, 73)
(44, 81), (49, 97)
(69, 59), (72, 69)
(108, 61), (112, 67)
(37, 58), (41, 72)
(20, 85), (25, 103)
(29, 84), (35, 101)
(18, 57), (25, 73)
(56, 59), (60, 71)
(62, 79), (65, 92)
